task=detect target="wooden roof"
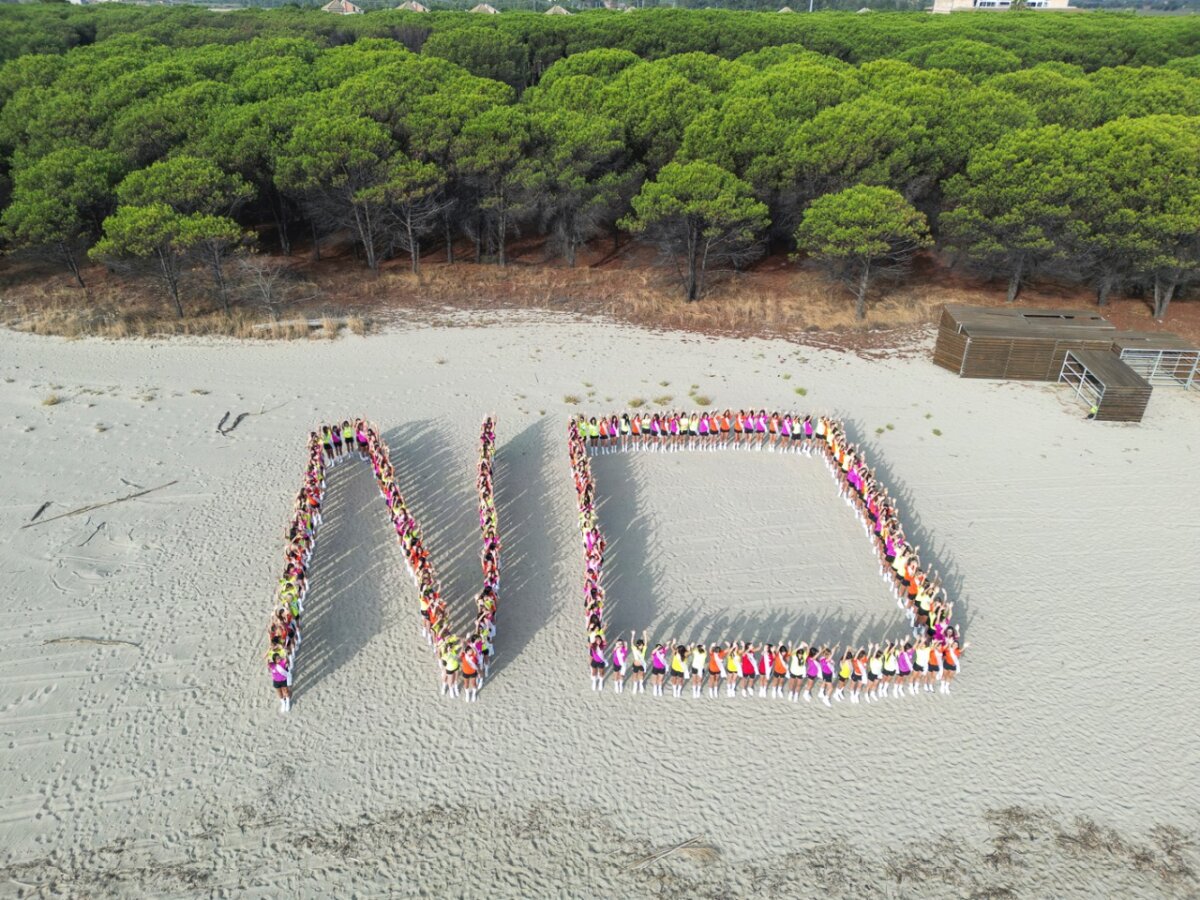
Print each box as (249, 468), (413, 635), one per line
(1111, 331), (1199, 353)
(1066, 350), (1151, 390)
(944, 304), (1113, 332)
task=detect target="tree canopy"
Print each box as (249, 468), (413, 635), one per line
(1, 6), (1199, 311)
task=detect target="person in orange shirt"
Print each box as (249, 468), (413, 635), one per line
(770, 644), (790, 699)
(706, 644), (725, 699)
(924, 641), (942, 693)
(940, 634), (969, 694)
(460, 642), (480, 703)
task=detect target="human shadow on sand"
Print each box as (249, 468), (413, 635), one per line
(290, 456), (395, 702)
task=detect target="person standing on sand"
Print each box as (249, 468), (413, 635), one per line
(941, 634), (968, 694)
(268, 641), (291, 713)
(629, 633), (648, 694)
(610, 638), (628, 693)
(690, 643), (707, 699)
(707, 643), (725, 698)
(440, 638), (461, 698)
(670, 644), (688, 698)
(649, 640), (668, 696)
(590, 637), (607, 691)
(788, 643), (805, 702)
(460, 641), (480, 703)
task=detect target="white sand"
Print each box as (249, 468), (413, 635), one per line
(1, 315), (1198, 897)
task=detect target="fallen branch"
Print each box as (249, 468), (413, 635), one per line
(223, 412), (250, 435)
(43, 636), (141, 648)
(21, 481), (178, 529)
(216, 411), (230, 434)
(29, 502), (51, 523)
(628, 836), (701, 871)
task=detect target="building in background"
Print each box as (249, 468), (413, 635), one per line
(933, 0), (1073, 9)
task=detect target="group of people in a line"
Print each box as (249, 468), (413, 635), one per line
(579, 409), (821, 454)
(266, 419), (370, 714)
(591, 633), (967, 704)
(433, 417), (500, 703)
(266, 417), (501, 711)
(569, 410), (967, 705)
(569, 418), (609, 689)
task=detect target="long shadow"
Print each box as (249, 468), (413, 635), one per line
(486, 417), (561, 680)
(594, 447), (910, 650)
(294, 422), (482, 702)
(384, 420), (481, 640)
(590, 452), (663, 644)
(291, 459), (395, 702)
(843, 418), (973, 636)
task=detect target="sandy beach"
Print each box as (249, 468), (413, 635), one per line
(1, 314), (1198, 897)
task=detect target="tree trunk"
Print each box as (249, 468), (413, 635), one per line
(311, 220), (321, 262)
(61, 243), (85, 289)
(444, 213), (455, 264)
(406, 216), (420, 275)
(1006, 258), (1024, 304)
(269, 189), (291, 256)
(497, 210), (507, 268)
(209, 250), (230, 314)
(685, 226), (700, 302)
(157, 248), (184, 318)
(1096, 274), (1114, 308)
(855, 261), (871, 321)
(354, 204), (378, 271)
(1153, 273), (1177, 321)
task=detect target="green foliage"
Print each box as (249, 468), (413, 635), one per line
(941, 125), (1090, 302)
(116, 155), (254, 216)
(0, 7), (1199, 318)
(1, 145), (125, 285)
(899, 39), (1022, 81)
(794, 184), (931, 319)
(422, 26), (528, 89)
(623, 160), (768, 301)
(91, 202), (244, 316)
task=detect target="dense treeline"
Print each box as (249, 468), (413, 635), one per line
(2, 7), (1199, 317)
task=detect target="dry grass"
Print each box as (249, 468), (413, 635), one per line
(314, 316), (339, 340)
(628, 397), (646, 408)
(652, 394), (673, 406)
(42, 393), (62, 406)
(563, 394), (581, 405)
(9, 238), (1177, 349)
(693, 394), (713, 406)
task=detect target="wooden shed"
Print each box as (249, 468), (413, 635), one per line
(933, 305), (1116, 381)
(1059, 350), (1153, 422)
